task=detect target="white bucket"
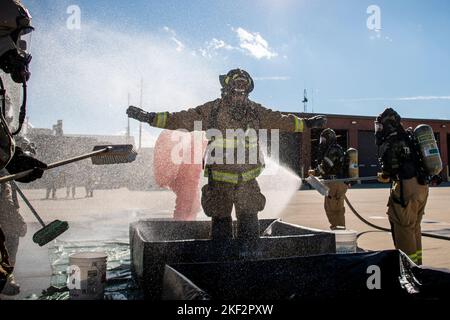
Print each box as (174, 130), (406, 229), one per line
(333, 230), (357, 254)
(68, 252), (107, 300)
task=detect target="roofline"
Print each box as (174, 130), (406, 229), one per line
(286, 112), (450, 123)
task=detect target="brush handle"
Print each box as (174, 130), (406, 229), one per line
(11, 181), (46, 228)
(0, 147), (110, 184)
(47, 147), (110, 169)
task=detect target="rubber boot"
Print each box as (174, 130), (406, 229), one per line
(236, 213), (260, 241)
(210, 217), (233, 241)
(210, 217), (233, 260)
(236, 213), (261, 259)
(1, 274), (20, 296)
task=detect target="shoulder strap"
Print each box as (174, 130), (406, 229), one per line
(405, 128), (429, 184)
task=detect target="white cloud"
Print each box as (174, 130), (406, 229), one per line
(197, 28), (278, 60)
(396, 96), (450, 101)
(200, 38), (234, 58)
(163, 26), (185, 52)
(233, 27), (278, 60)
(209, 38), (234, 51)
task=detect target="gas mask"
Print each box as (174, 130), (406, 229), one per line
(229, 80), (250, 121)
(0, 3), (34, 137)
(374, 108), (402, 146)
(318, 128), (337, 155)
(0, 31), (32, 84)
(374, 118), (400, 145)
(220, 69), (254, 122)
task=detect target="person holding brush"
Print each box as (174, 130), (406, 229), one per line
(0, 0), (47, 295)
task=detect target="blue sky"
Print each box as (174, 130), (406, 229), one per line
(20, 0), (450, 143)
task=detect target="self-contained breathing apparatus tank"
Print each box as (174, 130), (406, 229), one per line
(346, 148), (359, 179)
(414, 124), (443, 176)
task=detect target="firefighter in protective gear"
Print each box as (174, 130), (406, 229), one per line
(127, 68), (327, 242)
(308, 128), (348, 230)
(0, 0), (46, 178)
(375, 107), (429, 265)
(0, 0), (47, 295)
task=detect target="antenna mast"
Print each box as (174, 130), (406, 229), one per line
(127, 93), (131, 143)
(302, 89), (308, 113)
(139, 78), (143, 150)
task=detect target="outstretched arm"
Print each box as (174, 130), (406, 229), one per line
(257, 105), (326, 132)
(127, 101), (215, 132)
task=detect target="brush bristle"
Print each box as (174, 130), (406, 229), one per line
(33, 220), (69, 247)
(91, 144), (137, 165)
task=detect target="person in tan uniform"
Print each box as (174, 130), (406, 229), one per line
(375, 108), (431, 265)
(127, 69), (326, 242)
(309, 128), (348, 230)
(0, 0), (47, 294)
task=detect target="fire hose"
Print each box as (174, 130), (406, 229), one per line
(345, 195), (450, 241)
(306, 175), (450, 241)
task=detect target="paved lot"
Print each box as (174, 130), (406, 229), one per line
(3, 184), (450, 299)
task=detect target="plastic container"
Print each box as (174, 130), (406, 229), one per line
(333, 230), (357, 254)
(68, 252), (107, 300)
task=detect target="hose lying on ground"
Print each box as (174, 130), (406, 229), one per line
(344, 195), (450, 241)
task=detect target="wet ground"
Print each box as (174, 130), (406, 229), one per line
(2, 185), (450, 299)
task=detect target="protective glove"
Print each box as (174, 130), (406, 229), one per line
(6, 147), (47, 183)
(126, 106), (156, 123)
(304, 115), (327, 129)
(377, 172), (390, 184)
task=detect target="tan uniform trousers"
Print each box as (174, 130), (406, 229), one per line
(1, 226), (13, 293)
(201, 179), (266, 219)
(387, 177), (429, 265)
(0, 182), (26, 267)
(324, 181), (348, 229)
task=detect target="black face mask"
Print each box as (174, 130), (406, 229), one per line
(223, 91), (249, 122)
(0, 50), (30, 136)
(0, 49), (32, 84)
(375, 116), (402, 144)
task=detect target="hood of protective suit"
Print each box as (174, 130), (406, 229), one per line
(0, 0), (32, 57)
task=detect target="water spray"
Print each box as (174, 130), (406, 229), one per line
(4, 144), (137, 246)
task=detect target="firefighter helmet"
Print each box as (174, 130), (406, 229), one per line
(219, 69), (254, 95)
